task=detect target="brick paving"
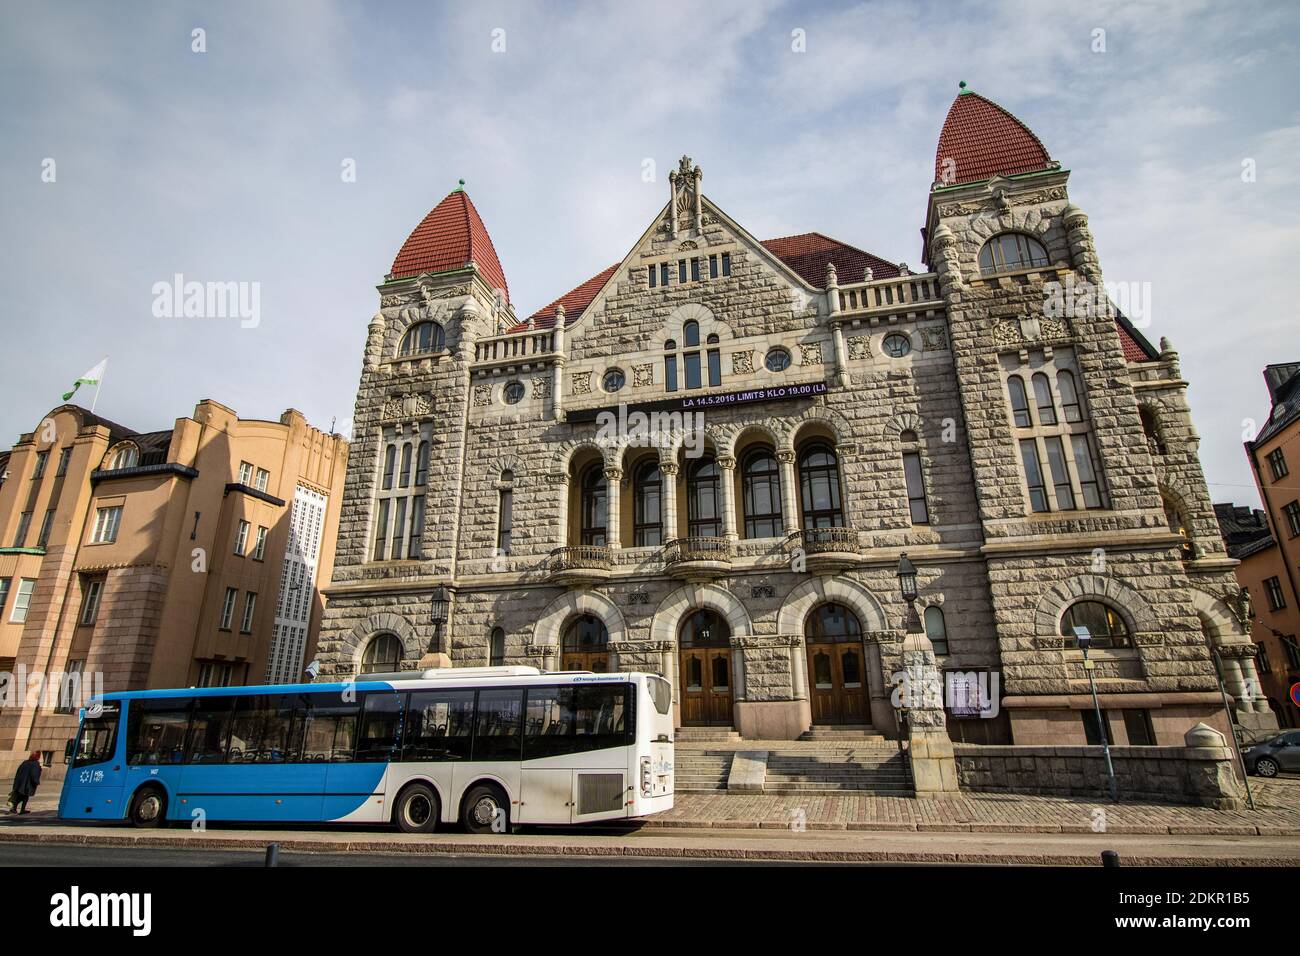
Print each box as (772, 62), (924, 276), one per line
(645, 776), (1300, 834)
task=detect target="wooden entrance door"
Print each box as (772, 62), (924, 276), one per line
(562, 650), (608, 672)
(679, 648), (733, 726)
(806, 642), (868, 724)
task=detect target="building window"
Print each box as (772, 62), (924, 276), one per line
(398, 321), (445, 356)
(238, 461), (254, 485)
(1282, 637), (1300, 670)
(13, 511), (31, 547)
(399, 445), (412, 487)
(678, 260), (687, 284)
(79, 578), (104, 626)
(1007, 375), (1031, 427)
(721, 252), (731, 276)
(924, 606), (949, 656)
(1123, 709), (1156, 746)
(503, 381), (525, 404)
(602, 368), (625, 393)
(664, 341), (678, 392)
(36, 509), (55, 549)
(409, 495), (425, 559)
(1258, 643), (1272, 674)
(633, 461), (663, 546)
(580, 464), (607, 546)
(361, 633), (403, 672)
(706, 334), (722, 387)
(381, 445), (396, 491)
(374, 427), (432, 560)
(1081, 710), (1114, 745)
(0, 578), (9, 619)
(373, 500), (390, 560)
(978, 233), (1049, 274)
(1283, 500), (1300, 538)
(32, 450), (48, 479)
(197, 662), (235, 688)
(1265, 576), (1287, 611)
(686, 456), (722, 537)
(882, 333), (911, 358)
(562, 614), (610, 671)
(1019, 440), (1049, 512)
(234, 520), (250, 555)
(55, 660), (85, 714)
(255, 468), (270, 492)
(90, 505), (122, 544)
(741, 449), (783, 538)
(1043, 437), (1075, 511)
(489, 627), (506, 666)
(497, 482), (513, 555)
(798, 443), (845, 529)
(690, 257), (701, 282)
(219, 587), (238, 630)
(765, 347), (791, 372)
(1268, 448), (1289, 480)
(1071, 434), (1104, 508)
(708, 255), (718, 278)
(1032, 373), (1057, 425)
(240, 592), (258, 634)
(107, 445), (139, 470)
(1061, 600), (1131, 648)
(1058, 370), (1084, 422)
(647, 265), (657, 288)
(902, 452), (929, 525)
(807, 603), (862, 642)
(659, 263), (669, 286)
(253, 526), (268, 560)
(414, 442), (429, 486)
(56, 447), (72, 477)
(10, 579), (35, 624)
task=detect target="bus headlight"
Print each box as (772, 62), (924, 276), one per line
(640, 757), (652, 796)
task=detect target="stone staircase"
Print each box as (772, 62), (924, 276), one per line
(762, 748), (914, 795)
(674, 727), (742, 744)
(673, 750), (735, 791)
(798, 724), (887, 743)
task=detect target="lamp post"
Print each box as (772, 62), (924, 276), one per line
(895, 553), (922, 739)
(1074, 626), (1119, 802)
(430, 586), (450, 656)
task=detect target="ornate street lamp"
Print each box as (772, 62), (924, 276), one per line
(897, 553), (918, 603)
(430, 586), (450, 655)
(1073, 625), (1118, 802)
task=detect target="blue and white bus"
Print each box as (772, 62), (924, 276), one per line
(59, 666), (675, 832)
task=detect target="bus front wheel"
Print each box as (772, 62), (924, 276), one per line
(395, 783), (440, 834)
(128, 786), (167, 828)
(461, 784), (509, 835)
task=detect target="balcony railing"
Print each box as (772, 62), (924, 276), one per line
(550, 545), (612, 573)
(665, 536), (732, 566)
(836, 273), (943, 316)
(789, 527), (859, 572)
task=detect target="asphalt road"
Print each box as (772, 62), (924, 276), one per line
(0, 841), (854, 867)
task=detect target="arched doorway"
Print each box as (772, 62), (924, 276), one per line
(679, 609), (732, 726)
(561, 614), (609, 671)
(805, 603), (867, 724)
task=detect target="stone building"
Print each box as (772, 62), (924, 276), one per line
(0, 400), (347, 778)
(317, 85), (1268, 749)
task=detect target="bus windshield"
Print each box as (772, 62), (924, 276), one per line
(73, 702), (121, 768)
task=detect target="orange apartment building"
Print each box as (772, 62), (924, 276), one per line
(0, 400), (347, 779)
(1217, 362), (1300, 730)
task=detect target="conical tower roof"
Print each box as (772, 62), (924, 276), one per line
(390, 183), (509, 302)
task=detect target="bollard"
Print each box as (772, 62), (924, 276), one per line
(265, 843), (279, 867)
(1101, 849), (1120, 867)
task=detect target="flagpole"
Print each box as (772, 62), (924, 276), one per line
(91, 362), (104, 413)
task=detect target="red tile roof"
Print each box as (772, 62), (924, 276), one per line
(519, 233), (899, 331)
(390, 188), (510, 303)
(1116, 319), (1156, 362)
(934, 89), (1052, 186)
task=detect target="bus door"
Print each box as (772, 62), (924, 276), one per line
(62, 700), (128, 819)
(323, 691), (395, 823)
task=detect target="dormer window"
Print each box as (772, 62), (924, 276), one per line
(107, 445), (138, 470)
(978, 233), (1049, 274)
(398, 321), (445, 357)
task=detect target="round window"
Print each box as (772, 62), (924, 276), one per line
(765, 348), (791, 372)
(603, 368), (625, 393)
(503, 381), (525, 404)
(882, 333), (912, 358)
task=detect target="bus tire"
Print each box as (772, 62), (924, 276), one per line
(461, 783), (509, 835)
(394, 783), (439, 834)
(128, 786), (167, 828)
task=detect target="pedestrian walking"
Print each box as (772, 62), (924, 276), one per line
(7, 752), (42, 814)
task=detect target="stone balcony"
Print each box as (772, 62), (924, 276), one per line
(664, 536), (732, 581)
(548, 545), (612, 586)
(790, 527), (860, 574)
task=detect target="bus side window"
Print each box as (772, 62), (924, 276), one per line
(301, 692), (360, 762)
(402, 690), (473, 762)
(187, 697), (236, 763)
(127, 699), (193, 766)
(356, 692), (404, 762)
(473, 689), (524, 761)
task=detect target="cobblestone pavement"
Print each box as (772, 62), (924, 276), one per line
(645, 776), (1300, 834)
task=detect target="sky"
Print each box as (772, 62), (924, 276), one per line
(1, 0), (1296, 508)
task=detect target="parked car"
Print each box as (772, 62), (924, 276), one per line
(1242, 731), (1300, 777)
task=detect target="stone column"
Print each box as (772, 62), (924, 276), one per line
(717, 454), (738, 542)
(553, 474), (570, 549)
(551, 305), (567, 421)
(789, 639), (807, 700)
(692, 166), (703, 232)
(830, 321), (848, 388)
(777, 450), (799, 533)
(898, 607), (959, 796)
(660, 460), (679, 541)
(604, 467), (623, 550)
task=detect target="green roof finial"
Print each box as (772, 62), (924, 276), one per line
(456, 178), (465, 191)
(958, 80), (968, 93)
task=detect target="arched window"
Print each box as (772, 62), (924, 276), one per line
(706, 333), (721, 387)
(1140, 407), (1165, 455)
(741, 449), (783, 538)
(382, 443), (396, 490)
(414, 441), (429, 486)
(580, 464), (607, 546)
(1007, 375), (1031, 427)
(1058, 370), (1083, 422)
(108, 445), (138, 470)
(798, 443), (844, 529)
(806, 603), (862, 642)
(398, 321), (445, 356)
(497, 471), (513, 555)
(978, 233), (1049, 274)
(361, 632), (402, 672)
(664, 339), (678, 393)
(562, 614), (609, 671)
(683, 321), (700, 347)
(1060, 600), (1131, 649)
(398, 443), (413, 488)
(686, 456), (722, 537)
(924, 606), (949, 655)
(633, 460), (663, 546)
(1032, 373), (1057, 425)
(680, 608), (731, 646)
(489, 627), (506, 666)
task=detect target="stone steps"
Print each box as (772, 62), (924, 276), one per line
(763, 750), (914, 796)
(673, 751), (734, 792)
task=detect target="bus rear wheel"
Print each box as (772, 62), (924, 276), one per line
(395, 783), (439, 834)
(461, 784), (509, 834)
(129, 786), (167, 828)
